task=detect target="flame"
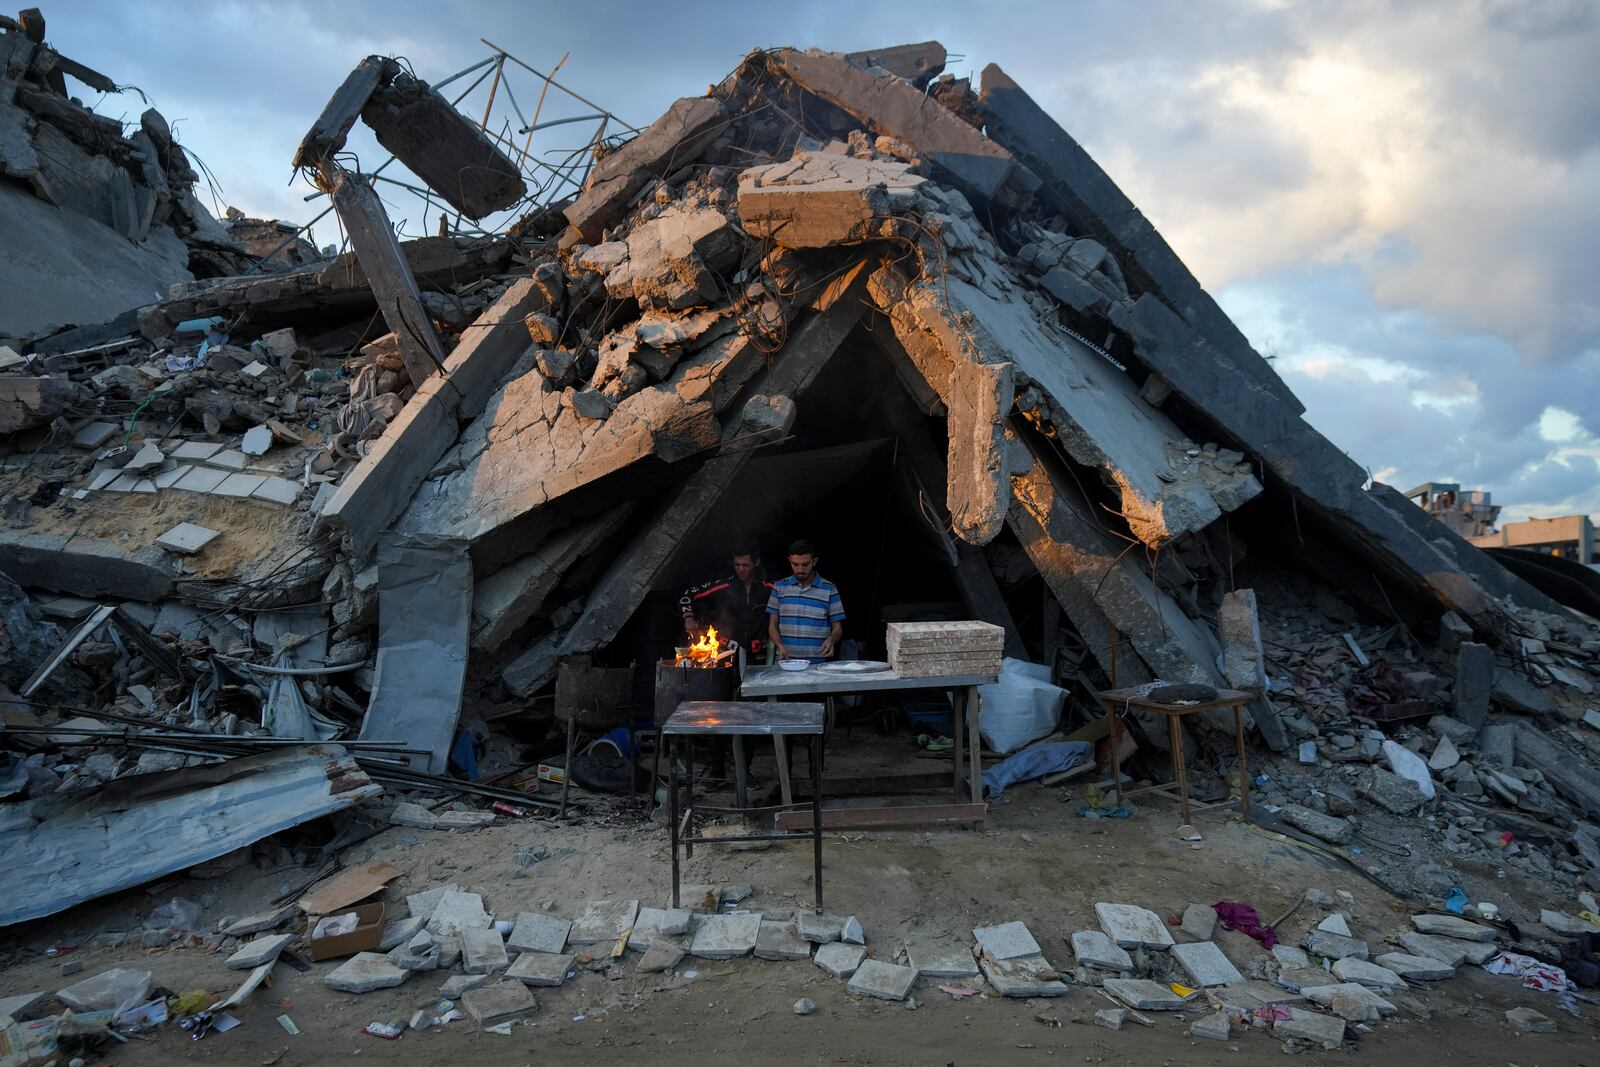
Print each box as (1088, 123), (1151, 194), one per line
(683, 625), (724, 667)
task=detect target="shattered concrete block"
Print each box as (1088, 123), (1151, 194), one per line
(325, 951), (409, 993)
(737, 150), (924, 248)
(0, 375), (74, 433)
(814, 941), (865, 978)
(507, 912), (571, 956)
(154, 522), (219, 556)
(461, 926), (509, 975)
(1455, 642), (1492, 726)
(505, 950), (575, 987)
(1095, 903), (1174, 951)
(460, 980), (536, 1026)
(847, 959), (917, 1001)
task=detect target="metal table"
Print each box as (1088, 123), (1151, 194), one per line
(664, 700), (826, 912)
(1094, 684), (1253, 823)
(741, 664), (997, 809)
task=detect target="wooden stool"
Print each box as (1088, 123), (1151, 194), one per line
(1094, 686), (1253, 823)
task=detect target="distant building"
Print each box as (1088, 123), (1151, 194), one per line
(1404, 482), (1500, 539)
(1470, 513), (1597, 564)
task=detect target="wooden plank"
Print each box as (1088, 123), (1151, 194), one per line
(321, 164), (448, 388)
(774, 802), (986, 831)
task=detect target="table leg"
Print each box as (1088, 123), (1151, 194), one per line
(1108, 703), (1124, 808)
(684, 737), (696, 860)
(1170, 715), (1190, 825)
(773, 734), (793, 807)
(811, 734), (824, 913)
(951, 687), (965, 799)
(668, 735), (680, 909)
(1235, 704), (1251, 818)
(967, 685), (982, 805)
(647, 727), (663, 820)
(731, 735), (749, 810)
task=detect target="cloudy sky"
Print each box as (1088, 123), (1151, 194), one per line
(46, 0), (1600, 525)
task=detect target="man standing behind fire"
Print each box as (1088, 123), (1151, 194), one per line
(767, 539), (845, 663)
(680, 543), (774, 660)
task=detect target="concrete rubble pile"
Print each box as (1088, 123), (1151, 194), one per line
(2, 31), (1599, 936)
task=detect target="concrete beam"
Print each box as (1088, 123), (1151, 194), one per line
(292, 55), (398, 171)
(843, 41), (947, 89)
(947, 357), (1014, 546)
(977, 63), (1302, 413)
(0, 529), (173, 601)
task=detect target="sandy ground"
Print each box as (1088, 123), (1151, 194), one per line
(4, 742), (1599, 1066)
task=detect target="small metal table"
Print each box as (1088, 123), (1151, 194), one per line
(740, 664), (996, 808)
(664, 700), (826, 912)
(1094, 684), (1253, 824)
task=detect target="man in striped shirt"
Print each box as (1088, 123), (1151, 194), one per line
(766, 539), (846, 663)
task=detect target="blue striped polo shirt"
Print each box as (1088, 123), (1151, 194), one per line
(766, 574), (846, 661)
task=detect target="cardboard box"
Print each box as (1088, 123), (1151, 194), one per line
(307, 901), (385, 961)
(536, 762), (567, 785)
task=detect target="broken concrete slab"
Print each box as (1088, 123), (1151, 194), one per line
(504, 950), (575, 988)
(1455, 642), (1493, 726)
(405, 884), (461, 925)
(0, 375), (74, 433)
(461, 925), (509, 974)
(907, 943), (979, 978)
(224, 932), (293, 970)
(225, 906), (295, 938)
(0, 991), (49, 1022)
(1072, 929), (1133, 971)
(972, 920), (1041, 960)
(1102, 978), (1187, 1010)
(1275, 1006), (1346, 1048)
(507, 912), (570, 956)
(980, 953), (1069, 998)
(1192, 1012), (1232, 1041)
(154, 522), (218, 556)
(1394, 931), (1489, 967)
(1095, 903), (1175, 951)
(1095, 1008), (1126, 1031)
(688, 912), (762, 959)
(1303, 930), (1369, 961)
(1372, 952), (1453, 980)
(1512, 723), (1600, 819)
(638, 940), (684, 973)
(325, 951), (409, 993)
(737, 150), (925, 248)
(378, 915), (426, 951)
(814, 941), (865, 978)
(843, 41), (947, 88)
(439, 973), (487, 998)
(564, 95), (728, 243)
(1170, 941), (1243, 987)
(470, 507), (632, 651)
(425, 890), (492, 937)
(754, 919), (812, 961)
(1506, 1006), (1556, 1033)
(292, 54), (399, 171)
(1330, 957), (1403, 989)
(847, 959), (917, 1002)
(569, 899), (640, 946)
(1410, 914), (1498, 942)
(460, 980), (536, 1026)
(1300, 982), (1395, 1017)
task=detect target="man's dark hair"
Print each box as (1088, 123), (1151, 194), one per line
(732, 542), (761, 561)
(788, 539), (817, 557)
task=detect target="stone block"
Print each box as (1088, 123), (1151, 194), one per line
(325, 952), (409, 993)
(461, 926), (508, 974)
(507, 911), (570, 956)
(225, 906), (294, 937)
(847, 959), (917, 1001)
(1071, 929), (1133, 970)
(814, 941), (865, 978)
(1373, 952), (1453, 980)
(973, 920), (1042, 960)
(907, 943), (979, 978)
(754, 919), (812, 961)
(460, 980), (537, 1026)
(439, 973), (487, 998)
(1177, 902), (1217, 942)
(1303, 930), (1368, 961)
(1331, 957), (1402, 989)
(505, 950), (575, 987)
(798, 912), (846, 943)
(1299, 982), (1396, 1016)
(1455, 642), (1492, 726)
(224, 932), (292, 970)
(1271, 944), (1310, 970)
(1275, 1007), (1346, 1048)
(1410, 914), (1497, 942)
(406, 884), (461, 924)
(1281, 804), (1352, 845)
(688, 912), (762, 959)
(1506, 1006), (1555, 1033)
(1095, 903), (1174, 950)
(1191, 1012), (1231, 1040)
(1103, 978), (1187, 1010)
(1170, 941), (1243, 987)
(568, 899), (639, 945)
(638, 940), (684, 973)
(1094, 1008), (1126, 1031)
(377, 916), (425, 951)
(979, 953), (1069, 998)
(426, 890), (491, 936)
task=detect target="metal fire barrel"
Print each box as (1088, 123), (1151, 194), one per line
(654, 659), (735, 726)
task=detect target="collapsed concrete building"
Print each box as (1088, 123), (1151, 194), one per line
(4, 32), (1600, 923)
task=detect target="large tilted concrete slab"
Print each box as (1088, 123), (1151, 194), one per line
(843, 41), (947, 89)
(0, 529), (174, 601)
(324, 278), (547, 554)
(765, 48), (1018, 205)
(1123, 293), (1503, 631)
(976, 63), (1301, 413)
(870, 261), (1258, 549)
(1008, 431), (1223, 692)
(564, 96), (728, 243)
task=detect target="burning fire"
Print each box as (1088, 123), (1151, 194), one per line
(681, 625), (728, 667)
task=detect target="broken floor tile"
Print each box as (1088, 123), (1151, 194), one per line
(425, 889), (491, 936)
(675, 885), (721, 912)
(972, 920), (1041, 961)
(980, 954), (1068, 998)
(505, 950), (575, 987)
(754, 919), (811, 961)
(798, 912), (846, 943)
(207, 449), (248, 470)
(169, 440), (224, 461)
(439, 973), (488, 998)
(225, 932), (292, 970)
(461, 926), (509, 974)
(1169, 941), (1243, 987)
(1275, 1007), (1346, 1048)
(461, 980), (536, 1026)
(1071, 930), (1132, 971)
(1095, 903), (1174, 950)
(1409, 914), (1497, 942)
(1178, 902), (1217, 942)
(252, 476), (300, 505)
(637, 941), (684, 973)
(906, 943), (978, 978)
(212, 472), (266, 498)
(1372, 952), (1453, 980)
(847, 959), (917, 1001)
(325, 952), (409, 993)
(172, 466), (230, 493)
(155, 522), (219, 555)
(568, 899), (639, 945)
(688, 912), (762, 959)
(507, 911), (570, 956)
(406, 884), (462, 925)
(1103, 978), (1187, 1010)
(814, 941), (865, 978)
(152, 464), (193, 490)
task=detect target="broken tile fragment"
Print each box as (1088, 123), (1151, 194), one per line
(814, 941), (865, 978)
(847, 959), (917, 1001)
(155, 522), (219, 555)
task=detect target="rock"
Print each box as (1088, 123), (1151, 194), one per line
(325, 952), (409, 993)
(1094, 1008), (1127, 1031)
(1282, 804), (1353, 845)
(1191, 1012), (1231, 1040)
(847, 959), (917, 1001)
(814, 941), (866, 978)
(793, 997), (815, 1016)
(504, 950), (575, 987)
(1303, 929), (1368, 960)
(1275, 1007), (1346, 1048)
(1410, 914), (1497, 942)
(1455, 642), (1493, 726)
(1330, 957), (1403, 989)
(1373, 952), (1453, 980)
(1071, 930), (1133, 971)
(460, 980), (537, 1026)
(1170, 941), (1243, 986)
(1094, 903), (1174, 950)
(1506, 1006), (1555, 1033)
(1177, 902), (1217, 942)
(1428, 735), (1461, 771)
(972, 920), (1042, 960)
(1362, 766), (1427, 815)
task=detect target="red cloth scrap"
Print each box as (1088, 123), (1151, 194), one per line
(1212, 900), (1277, 948)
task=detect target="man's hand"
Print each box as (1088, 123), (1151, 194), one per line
(819, 636), (836, 659)
(774, 641), (788, 661)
